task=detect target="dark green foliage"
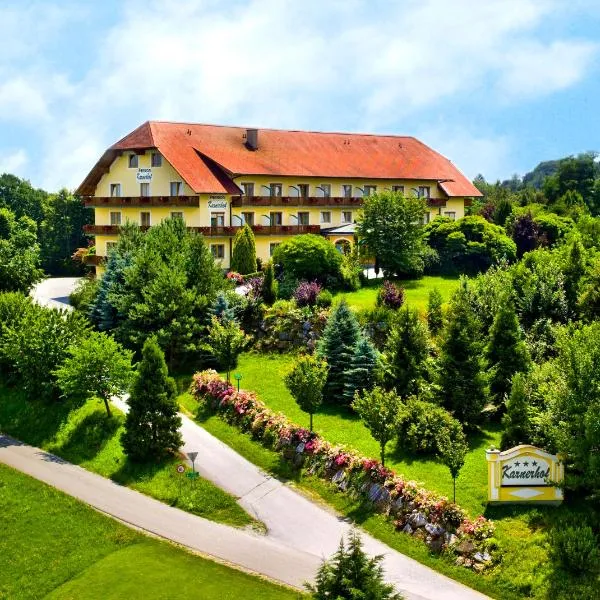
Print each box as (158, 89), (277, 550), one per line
(306, 530), (403, 600)
(492, 198), (513, 226)
(510, 212), (539, 257)
(383, 306), (430, 398)
(203, 317), (249, 382)
(549, 525), (599, 575)
(426, 288), (443, 335)
(262, 261), (277, 305)
(435, 280), (487, 426)
(437, 421), (468, 503)
(122, 337), (182, 462)
(317, 300), (361, 403)
(0, 292), (35, 378)
(357, 191), (427, 277)
(0, 173), (46, 224)
(0, 207), (43, 293)
(579, 255), (600, 320)
(231, 224), (257, 274)
(316, 289), (333, 308)
(501, 373), (531, 449)
(273, 234), (343, 284)
(69, 276), (99, 315)
(562, 238), (586, 318)
(343, 337), (379, 403)
(486, 298), (530, 406)
(533, 213), (573, 247)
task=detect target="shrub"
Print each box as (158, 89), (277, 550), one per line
(356, 305), (395, 350)
(316, 289), (333, 308)
(261, 261), (277, 305)
(549, 525), (599, 574)
(231, 224), (257, 274)
(294, 281), (322, 307)
(277, 271), (299, 300)
(376, 281), (405, 310)
(226, 271), (244, 285)
(69, 276), (99, 314)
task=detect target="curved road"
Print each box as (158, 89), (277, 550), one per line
(30, 277), (81, 311)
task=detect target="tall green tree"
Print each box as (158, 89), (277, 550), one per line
(485, 297), (530, 406)
(307, 530), (403, 600)
(383, 306), (430, 398)
(501, 373), (532, 449)
(357, 191), (427, 277)
(317, 300), (361, 403)
(435, 280), (488, 426)
(563, 238), (586, 318)
(0, 173), (46, 224)
(437, 423), (468, 503)
(343, 337), (379, 403)
(352, 386), (401, 466)
(122, 337), (182, 462)
(55, 332), (134, 417)
(426, 288), (443, 335)
(231, 224), (257, 274)
(262, 261), (277, 305)
(284, 354), (328, 431)
(203, 316), (249, 382)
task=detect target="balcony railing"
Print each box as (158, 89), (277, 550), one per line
(231, 195), (364, 207)
(84, 224), (321, 237)
(83, 254), (105, 266)
(83, 195), (199, 207)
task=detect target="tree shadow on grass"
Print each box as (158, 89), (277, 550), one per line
(318, 402), (362, 423)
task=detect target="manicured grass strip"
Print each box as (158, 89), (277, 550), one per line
(0, 384), (255, 528)
(0, 464), (302, 600)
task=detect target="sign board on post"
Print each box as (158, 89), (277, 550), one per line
(486, 444), (564, 504)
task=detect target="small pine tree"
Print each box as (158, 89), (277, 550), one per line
(343, 337), (379, 403)
(427, 288), (443, 335)
(89, 251), (129, 330)
(501, 372), (531, 449)
(383, 305), (430, 398)
(306, 530), (403, 600)
(435, 279), (488, 426)
(563, 238), (586, 318)
(317, 300), (361, 403)
(122, 337), (182, 462)
(262, 261), (277, 305)
(211, 291), (235, 322)
(486, 297), (530, 406)
(231, 224), (257, 275)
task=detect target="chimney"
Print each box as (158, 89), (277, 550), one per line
(246, 128), (258, 150)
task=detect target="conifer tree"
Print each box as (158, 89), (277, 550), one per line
(211, 291), (235, 322)
(344, 337), (379, 403)
(231, 224), (257, 274)
(122, 337), (182, 462)
(262, 261), (277, 305)
(317, 300), (361, 403)
(435, 280), (487, 426)
(501, 372), (531, 449)
(427, 287), (443, 335)
(383, 306), (430, 398)
(563, 238), (586, 318)
(486, 296), (530, 405)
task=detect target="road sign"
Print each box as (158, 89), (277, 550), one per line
(186, 452), (198, 463)
(176, 464), (185, 474)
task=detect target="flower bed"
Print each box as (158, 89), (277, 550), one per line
(190, 370), (499, 571)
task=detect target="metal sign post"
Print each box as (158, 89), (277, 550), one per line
(186, 451), (198, 473)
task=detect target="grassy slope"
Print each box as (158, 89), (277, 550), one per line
(0, 384), (255, 528)
(0, 463), (302, 600)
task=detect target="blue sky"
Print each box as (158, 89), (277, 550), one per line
(1, 0), (599, 191)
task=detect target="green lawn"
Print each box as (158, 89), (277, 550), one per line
(335, 275), (461, 312)
(0, 463), (302, 600)
(0, 384), (256, 529)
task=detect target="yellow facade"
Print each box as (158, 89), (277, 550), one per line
(87, 150), (468, 269)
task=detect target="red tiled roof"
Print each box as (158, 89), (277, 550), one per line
(77, 121), (482, 197)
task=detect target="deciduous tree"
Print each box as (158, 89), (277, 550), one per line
(203, 316), (250, 382)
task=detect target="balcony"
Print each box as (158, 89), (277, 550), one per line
(231, 195), (364, 207)
(83, 254), (106, 266)
(83, 195), (199, 207)
(84, 224), (321, 237)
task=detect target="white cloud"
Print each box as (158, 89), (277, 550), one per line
(0, 77), (50, 121)
(0, 149), (28, 177)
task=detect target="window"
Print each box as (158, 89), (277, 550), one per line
(242, 212), (254, 226)
(110, 211), (122, 226)
(342, 184), (352, 198)
(170, 211), (184, 220)
(106, 241), (117, 253)
(298, 184), (309, 198)
(269, 242), (281, 256)
(140, 211), (151, 227)
(110, 183), (121, 197)
(392, 185), (405, 195)
(241, 182), (254, 196)
(421, 212), (431, 225)
(444, 211), (456, 221)
(128, 154), (138, 168)
(270, 183), (282, 197)
(270, 211), (282, 225)
(140, 182), (150, 197)
(211, 212), (225, 227)
(320, 211), (331, 224)
(211, 244), (225, 259)
(418, 186), (431, 198)
(319, 184), (331, 198)
(297, 212), (309, 225)
(151, 152), (162, 167)
(342, 211), (353, 224)
(170, 181), (184, 196)
(364, 185), (377, 196)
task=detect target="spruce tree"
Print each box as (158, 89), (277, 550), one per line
(211, 291), (235, 322)
(501, 372), (531, 449)
(231, 224), (257, 274)
(563, 238), (586, 318)
(122, 337), (182, 462)
(262, 261), (277, 305)
(427, 287), (443, 335)
(435, 280), (487, 426)
(383, 305), (430, 398)
(486, 296), (530, 406)
(317, 300), (361, 403)
(344, 337), (379, 403)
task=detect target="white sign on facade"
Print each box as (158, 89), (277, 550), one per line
(136, 168), (153, 182)
(208, 196), (227, 209)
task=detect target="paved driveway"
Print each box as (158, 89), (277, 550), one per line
(30, 277), (81, 310)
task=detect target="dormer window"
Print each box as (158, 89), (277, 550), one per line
(128, 154), (138, 168)
(151, 152), (162, 167)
